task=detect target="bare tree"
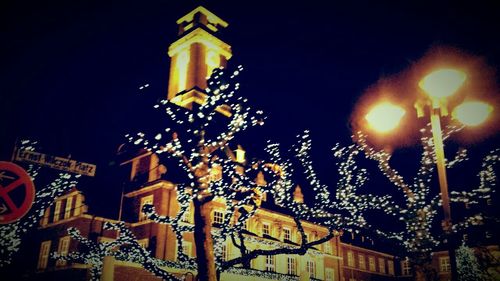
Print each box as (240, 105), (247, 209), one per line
(124, 67), (372, 281)
(350, 125), (498, 281)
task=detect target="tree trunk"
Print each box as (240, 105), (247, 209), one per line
(414, 263), (437, 281)
(193, 200), (217, 281)
(414, 265), (427, 281)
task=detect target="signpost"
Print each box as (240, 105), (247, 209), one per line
(0, 161), (35, 224)
(0, 147), (96, 224)
(15, 149), (96, 177)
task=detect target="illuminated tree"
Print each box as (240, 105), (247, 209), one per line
(352, 125), (498, 280)
(124, 66), (372, 281)
(456, 243), (486, 281)
(52, 221), (193, 281)
(0, 140), (79, 267)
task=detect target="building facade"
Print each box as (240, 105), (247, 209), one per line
(25, 6), (403, 281)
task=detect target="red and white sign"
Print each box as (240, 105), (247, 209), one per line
(0, 161), (35, 224)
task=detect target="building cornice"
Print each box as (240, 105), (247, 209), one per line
(168, 27), (232, 59)
(125, 180), (176, 198)
(341, 242), (395, 258)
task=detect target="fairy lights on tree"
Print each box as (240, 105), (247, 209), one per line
(123, 66), (373, 281)
(456, 242), (487, 281)
(53, 221), (192, 281)
(350, 125), (498, 277)
(0, 140), (79, 267)
(265, 130), (390, 233)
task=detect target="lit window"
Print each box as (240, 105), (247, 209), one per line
(183, 241), (192, 257)
(139, 195), (154, 221)
(388, 260), (395, 275)
(284, 227), (291, 241)
(56, 236), (70, 266)
(325, 268), (335, 281)
(182, 204), (192, 223)
(74, 194), (83, 216)
(210, 164), (222, 181)
(205, 50), (221, 77)
(263, 223), (271, 236)
(265, 255), (275, 272)
(138, 238), (149, 248)
(222, 244), (228, 261)
(378, 258), (385, 273)
(306, 260), (316, 278)
(37, 240), (51, 270)
(64, 196), (73, 219)
(358, 254), (366, 270)
(176, 50), (190, 92)
(401, 260), (411, 276)
(439, 256), (451, 272)
(53, 201), (61, 222)
(324, 241), (332, 254)
(213, 210), (224, 225)
(287, 256), (297, 275)
(368, 256), (376, 271)
(41, 208), (50, 226)
(347, 251), (355, 267)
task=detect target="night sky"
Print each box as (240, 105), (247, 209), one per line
(1, 0), (499, 219)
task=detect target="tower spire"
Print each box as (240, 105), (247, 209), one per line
(167, 6), (232, 110)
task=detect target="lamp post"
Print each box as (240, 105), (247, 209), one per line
(418, 69), (467, 281)
(364, 68), (493, 281)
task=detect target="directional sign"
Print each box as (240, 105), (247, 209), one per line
(15, 150), (96, 177)
(0, 161), (35, 224)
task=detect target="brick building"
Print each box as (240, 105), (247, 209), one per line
(15, 5), (494, 281)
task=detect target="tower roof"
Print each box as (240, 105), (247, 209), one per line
(176, 6), (228, 34)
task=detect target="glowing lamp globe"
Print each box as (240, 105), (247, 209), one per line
(452, 101), (493, 126)
(365, 102), (406, 133)
(419, 69), (466, 98)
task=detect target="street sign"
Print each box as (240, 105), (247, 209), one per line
(0, 161), (35, 224)
(15, 150), (96, 177)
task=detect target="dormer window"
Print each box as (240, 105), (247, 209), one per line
(235, 145), (246, 164)
(139, 195), (154, 221)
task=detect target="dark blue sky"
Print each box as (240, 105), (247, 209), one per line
(1, 0), (499, 217)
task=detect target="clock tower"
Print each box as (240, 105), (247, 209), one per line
(167, 6), (232, 110)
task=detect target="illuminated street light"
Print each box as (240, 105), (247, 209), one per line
(419, 69), (467, 99)
(362, 67), (493, 281)
(452, 101), (494, 126)
(365, 102), (406, 133)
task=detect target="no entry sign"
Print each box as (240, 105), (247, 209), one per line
(0, 161), (35, 224)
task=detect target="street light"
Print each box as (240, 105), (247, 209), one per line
(452, 101), (494, 126)
(364, 68), (494, 281)
(365, 102), (406, 133)
(418, 69), (468, 235)
(418, 68), (467, 99)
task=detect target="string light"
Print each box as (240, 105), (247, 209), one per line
(0, 140), (79, 267)
(120, 66), (348, 279)
(352, 124), (498, 265)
